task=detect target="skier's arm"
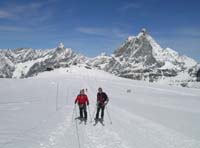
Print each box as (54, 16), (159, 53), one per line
(105, 93), (109, 105)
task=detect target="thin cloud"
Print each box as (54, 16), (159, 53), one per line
(112, 28), (130, 38)
(176, 27), (200, 38)
(12, 3), (43, 14)
(120, 2), (142, 11)
(0, 0), (57, 20)
(0, 3), (42, 19)
(76, 27), (108, 36)
(0, 0), (59, 32)
(76, 27), (129, 38)
(0, 25), (28, 32)
(0, 10), (13, 18)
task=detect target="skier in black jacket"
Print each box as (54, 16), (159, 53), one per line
(95, 87), (109, 122)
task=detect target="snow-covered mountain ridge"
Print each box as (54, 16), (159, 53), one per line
(0, 29), (199, 88)
(0, 43), (87, 78)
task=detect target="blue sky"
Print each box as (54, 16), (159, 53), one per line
(0, 0), (199, 61)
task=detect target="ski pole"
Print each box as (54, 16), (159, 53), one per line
(87, 105), (92, 122)
(74, 104), (81, 148)
(71, 104), (76, 122)
(90, 106), (96, 123)
(56, 83), (59, 111)
(106, 105), (112, 124)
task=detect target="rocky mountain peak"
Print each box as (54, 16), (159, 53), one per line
(114, 29), (159, 67)
(58, 42), (65, 49)
(89, 29), (199, 87)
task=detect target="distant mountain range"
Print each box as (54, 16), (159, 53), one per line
(0, 29), (199, 88)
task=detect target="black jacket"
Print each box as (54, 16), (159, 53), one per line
(97, 92), (108, 106)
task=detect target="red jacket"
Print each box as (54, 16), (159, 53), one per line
(75, 94), (89, 105)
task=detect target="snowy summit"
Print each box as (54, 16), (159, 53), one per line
(58, 43), (65, 49)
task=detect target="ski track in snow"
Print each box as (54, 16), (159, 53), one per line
(38, 77), (129, 148)
(84, 124), (129, 148)
(39, 106), (129, 148)
(111, 106), (200, 148)
(39, 107), (74, 148)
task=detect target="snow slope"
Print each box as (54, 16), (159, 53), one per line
(0, 66), (200, 148)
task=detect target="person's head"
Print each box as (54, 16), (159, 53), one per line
(98, 87), (103, 93)
(80, 89), (85, 95)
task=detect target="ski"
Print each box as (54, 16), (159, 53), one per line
(93, 122), (98, 126)
(99, 120), (105, 126)
(75, 117), (87, 125)
(82, 119), (87, 125)
(84, 120), (87, 125)
(93, 120), (98, 126)
(80, 121), (87, 125)
(75, 117), (82, 120)
(93, 121), (105, 126)
(93, 119), (105, 126)
(79, 120), (83, 124)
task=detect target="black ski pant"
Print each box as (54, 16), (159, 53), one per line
(95, 105), (105, 119)
(79, 104), (87, 120)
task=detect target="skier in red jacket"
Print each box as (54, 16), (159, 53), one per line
(75, 89), (89, 121)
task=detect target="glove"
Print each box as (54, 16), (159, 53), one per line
(104, 102), (108, 106)
(87, 103), (89, 106)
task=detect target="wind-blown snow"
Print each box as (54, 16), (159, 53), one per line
(0, 66), (200, 148)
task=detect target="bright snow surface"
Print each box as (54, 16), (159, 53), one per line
(0, 66), (200, 148)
